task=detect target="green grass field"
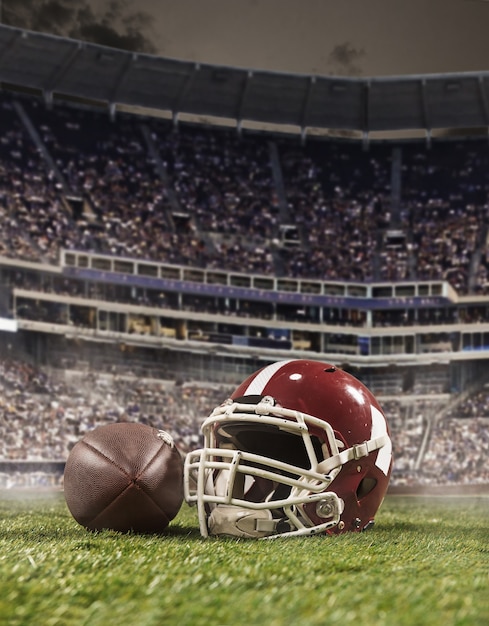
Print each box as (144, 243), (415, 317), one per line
(0, 491), (487, 626)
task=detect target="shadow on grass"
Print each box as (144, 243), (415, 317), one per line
(68, 523), (203, 541)
(0, 518), (202, 542)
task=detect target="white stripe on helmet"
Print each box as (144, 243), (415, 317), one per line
(243, 360), (295, 396)
(370, 404), (392, 476)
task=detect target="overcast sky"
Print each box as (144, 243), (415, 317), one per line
(135, 0), (489, 77)
(3, 0), (489, 78)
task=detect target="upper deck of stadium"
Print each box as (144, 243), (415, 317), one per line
(1, 23), (489, 139)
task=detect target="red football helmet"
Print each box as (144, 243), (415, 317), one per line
(185, 359), (393, 538)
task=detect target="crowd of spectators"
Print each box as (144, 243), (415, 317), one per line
(401, 142), (489, 293)
(0, 356), (229, 487)
(155, 123), (279, 274)
(0, 96), (71, 263)
(0, 357), (229, 459)
(385, 399), (427, 484)
(420, 417), (489, 485)
(277, 141), (391, 281)
(1, 91), (489, 294)
(1, 91), (489, 489)
(1, 356), (488, 489)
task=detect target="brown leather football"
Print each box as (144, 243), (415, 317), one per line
(64, 422), (184, 533)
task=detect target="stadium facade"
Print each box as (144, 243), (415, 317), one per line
(1, 25), (488, 383)
(0, 25), (488, 490)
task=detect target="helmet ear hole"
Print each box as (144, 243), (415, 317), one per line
(356, 477), (377, 499)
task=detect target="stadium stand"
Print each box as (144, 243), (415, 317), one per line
(2, 90), (489, 291)
(0, 32), (489, 492)
(1, 353), (488, 488)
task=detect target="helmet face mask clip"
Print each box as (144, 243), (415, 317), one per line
(184, 360), (392, 539)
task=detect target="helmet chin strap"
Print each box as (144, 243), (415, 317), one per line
(208, 505), (279, 538)
(207, 492), (345, 539)
(317, 434), (390, 474)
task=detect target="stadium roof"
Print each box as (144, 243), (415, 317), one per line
(1, 24), (489, 137)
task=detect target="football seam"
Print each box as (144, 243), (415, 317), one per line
(78, 440), (137, 523)
(80, 440), (133, 481)
(135, 442), (176, 515)
(80, 438), (173, 525)
(90, 481), (170, 529)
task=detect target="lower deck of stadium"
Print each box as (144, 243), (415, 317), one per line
(1, 331), (488, 492)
